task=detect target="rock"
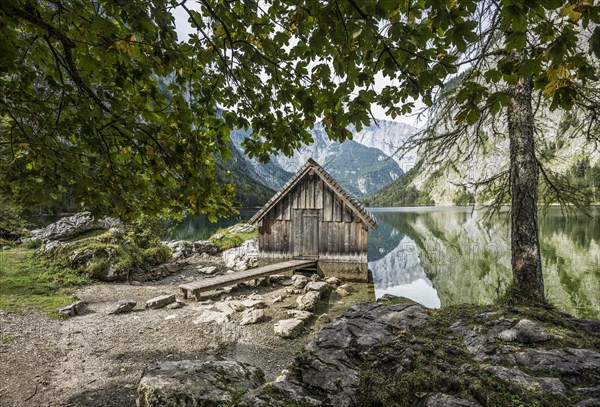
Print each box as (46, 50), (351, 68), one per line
(287, 310), (313, 322)
(166, 300), (185, 310)
(193, 240), (219, 254)
(268, 274), (286, 285)
(222, 239), (258, 271)
(240, 309), (265, 325)
(291, 275), (309, 288)
(310, 274), (321, 281)
(58, 301), (87, 316)
(336, 287), (351, 297)
(241, 299), (266, 309)
(272, 295), (284, 304)
(199, 266), (217, 275)
(496, 319), (554, 343)
(425, 393), (482, 406)
(574, 399), (600, 407)
(515, 348), (600, 374)
(28, 212), (118, 242)
(279, 278), (294, 286)
(290, 301), (429, 406)
(296, 291), (321, 311)
(2, 246), (10, 250)
(136, 359), (265, 407)
(108, 227), (125, 238)
(338, 283), (354, 293)
(193, 310), (230, 325)
(274, 319), (305, 338)
(145, 294), (176, 309)
(483, 365), (566, 397)
(69, 249), (93, 266)
(211, 233), (224, 240)
(304, 281), (331, 296)
(167, 240), (193, 260)
(165, 314), (177, 320)
(325, 276), (342, 286)
(108, 300), (137, 315)
(213, 301), (244, 315)
(316, 313), (331, 325)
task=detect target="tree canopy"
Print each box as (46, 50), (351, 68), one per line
(1, 0), (599, 224)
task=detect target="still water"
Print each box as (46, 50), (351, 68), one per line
(370, 207), (600, 319)
(167, 206), (600, 319)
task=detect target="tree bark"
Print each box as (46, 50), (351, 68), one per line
(507, 75), (545, 303)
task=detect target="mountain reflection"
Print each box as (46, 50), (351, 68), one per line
(368, 207), (600, 319)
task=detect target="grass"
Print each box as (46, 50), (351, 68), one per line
(209, 224), (258, 251)
(0, 247), (90, 318)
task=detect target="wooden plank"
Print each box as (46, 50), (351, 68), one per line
(333, 195), (341, 222)
(307, 176), (315, 209)
(284, 193), (291, 220)
(179, 260), (317, 298)
(344, 222), (350, 254)
(315, 179), (323, 209)
(343, 203), (352, 223)
(323, 187), (332, 221)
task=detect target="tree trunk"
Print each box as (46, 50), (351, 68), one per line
(507, 75), (545, 303)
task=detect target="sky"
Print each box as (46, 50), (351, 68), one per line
(170, 6), (426, 128)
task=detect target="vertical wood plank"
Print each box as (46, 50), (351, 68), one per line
(343, 203), (352, 222)
(315, 179), (323, 209)
(323, 186), (332, 221)
(306, 177), (314, 209)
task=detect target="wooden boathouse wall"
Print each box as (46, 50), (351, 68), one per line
(250, 159), (377, 281)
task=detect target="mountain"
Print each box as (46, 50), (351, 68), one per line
(365, 108), (600, 206)
(230, 120), (418, 197)
(215, 142), (275, 207)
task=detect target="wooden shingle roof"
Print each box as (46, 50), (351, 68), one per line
(248, 158), (378, 229)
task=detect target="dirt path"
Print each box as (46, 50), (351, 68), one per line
(0, 254), (371, 407)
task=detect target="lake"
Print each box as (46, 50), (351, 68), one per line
(167, 206), (600, 319)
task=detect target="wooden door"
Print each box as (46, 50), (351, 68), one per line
(293, 209), (320, 258)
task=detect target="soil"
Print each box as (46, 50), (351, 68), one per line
(0, 253), (371, 407)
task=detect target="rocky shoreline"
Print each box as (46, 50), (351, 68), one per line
(136, 297), (600, 407)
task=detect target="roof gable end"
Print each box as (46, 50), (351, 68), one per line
(248, 158), (378, 229)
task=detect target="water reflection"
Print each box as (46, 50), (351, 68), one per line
(368, 207), (600, 319)
(164, 208), (257, 241)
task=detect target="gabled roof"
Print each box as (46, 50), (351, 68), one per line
(248, 158), (378, 229)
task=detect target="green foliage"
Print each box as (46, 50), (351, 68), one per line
(209, 225), (258, 251)
(0, 248), (89, 317)
(0, 201), (29, 239)
(363, 165), (434, 207)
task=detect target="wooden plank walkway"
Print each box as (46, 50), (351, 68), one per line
(179, 259), (317, 300)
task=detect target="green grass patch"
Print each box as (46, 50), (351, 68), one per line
(0, 248), (90, 317)
(209, 224), (257, 251)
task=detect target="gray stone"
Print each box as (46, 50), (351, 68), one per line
(286, 310), (313, 322)
(575, 400), (600, 407)
(268, 274), (286, 285)
(199, 266), (217, 275)
(213, 301), (244, 315)
(316, 314), (331, 325)
(293, 302), (429, 406)
(291, 275), (309, 288)
(336, 287), (351, 297)
(58, 301), (87, 316)
(483, 365), (566, 397)
(167, 240), (193, 260)
(28, 212), (117, 242)
(136, 359), (265, 407)
(296, 291), (321, 311)
(166, 300), (185, 310)
(426, 393), (482, 407)
(338, 283), (354, 293)
(240, 299), (266, 309)
(192, 240), (219, 254)
(272, 295), (284, 304)
(304, 281), (331, 296)
(496, 319), (554, 343)
(515, 348), (600, 374)
(69, 249), (94, 266)
(145, 294), (176, 309)
(240, 309), (265, 325)
(222, 239), (258, 271)
(274, 319), (304, 338)
(324, 276), (341, 286)
(108, 300), (137, 315)
(193, 310), (230, 325)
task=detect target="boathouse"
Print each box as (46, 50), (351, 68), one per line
(248, 158), (378, 281)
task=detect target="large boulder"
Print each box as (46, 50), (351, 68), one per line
(274, 318), (305, 338)
(136, 359), (265, 407)
(146, 294), (176, 309)
(222, 239), (258, 271)
(28, 212), (119, 242)
(296, 291), (321, 311)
